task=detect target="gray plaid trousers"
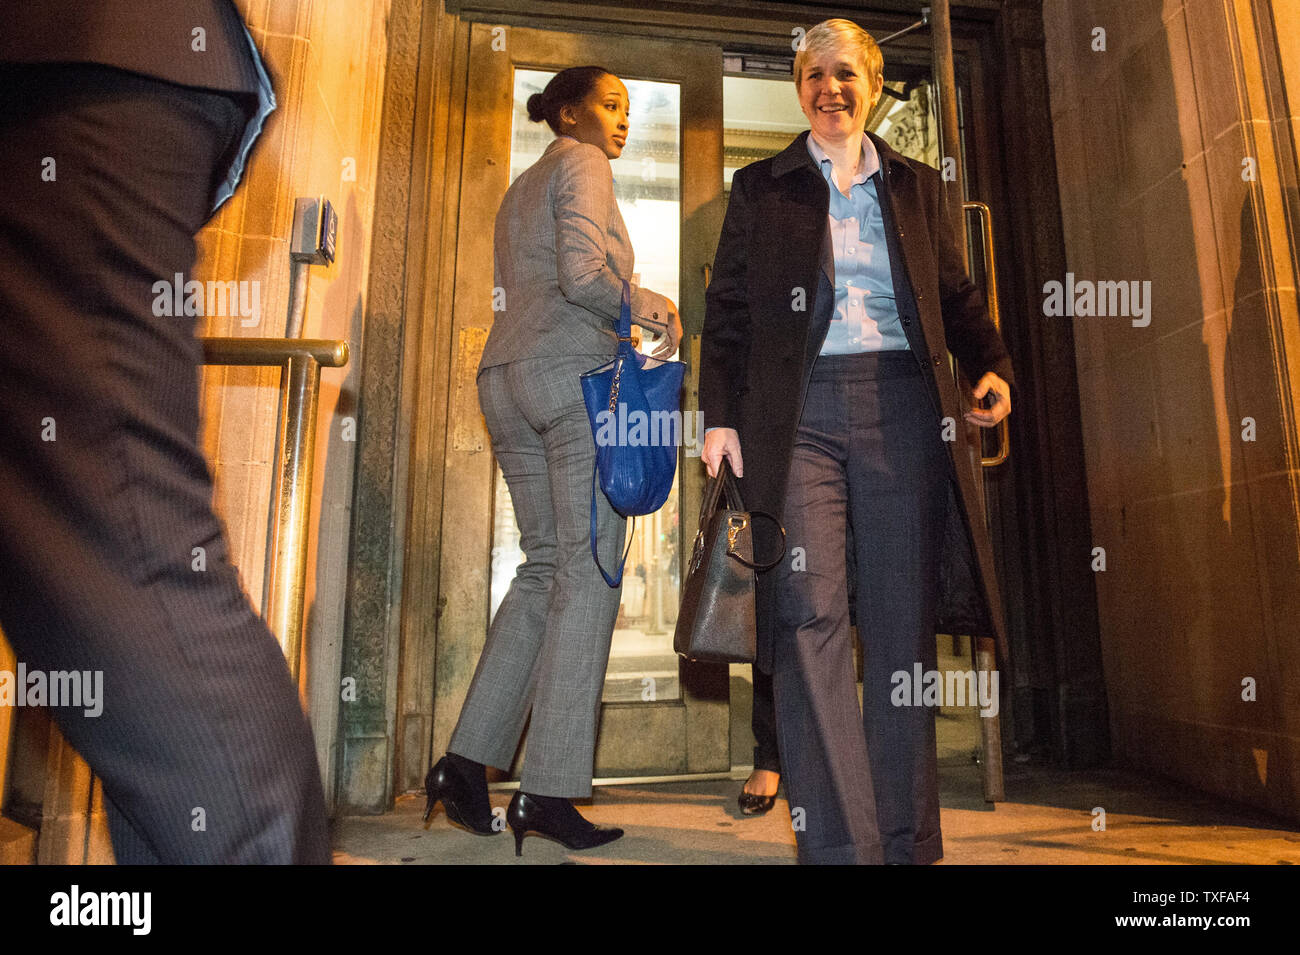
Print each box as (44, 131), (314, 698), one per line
(448, 354), (627, 797)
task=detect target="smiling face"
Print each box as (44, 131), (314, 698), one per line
(558, 73), (630, 159)
(796, 48), (884, 147)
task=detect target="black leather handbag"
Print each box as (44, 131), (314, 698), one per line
(673, 459), (786, 664)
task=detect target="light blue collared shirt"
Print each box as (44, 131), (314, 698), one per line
(806, 133), (909, 355)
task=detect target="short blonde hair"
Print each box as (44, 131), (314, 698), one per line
(793, 18), (883, 91)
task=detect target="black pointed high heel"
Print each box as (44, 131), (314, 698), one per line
(423, 754), (496, 835)
(506, 791), (623, 856)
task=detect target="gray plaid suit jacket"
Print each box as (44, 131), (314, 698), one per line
(480, 135), (671, 372)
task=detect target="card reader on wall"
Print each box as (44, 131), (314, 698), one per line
(285, 196), (337, 336)
(291, 196), (337, 265)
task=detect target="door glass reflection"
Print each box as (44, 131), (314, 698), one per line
(490, 68), (683, 703)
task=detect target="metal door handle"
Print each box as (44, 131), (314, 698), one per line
(964, 200), (1009, 468)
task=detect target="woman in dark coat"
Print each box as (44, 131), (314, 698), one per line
(424, 66), (681, 855)
(700, 18), (1013, 864)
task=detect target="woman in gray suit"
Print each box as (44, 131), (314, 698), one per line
(424, 66), (681, 855)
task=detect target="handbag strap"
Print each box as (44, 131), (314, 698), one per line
(590, 462), (635, 588)
(726, 510), (787, 572)
(616, 279), (633, 348)
(697, 459), (728, 525)
(588, 280), (638, 589)
(601, 280), (636, 417)
(721, 462), (746, 512)
(702, 459), (788, 572)
(702, 456), (747, 518)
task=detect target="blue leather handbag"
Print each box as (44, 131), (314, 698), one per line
(580, 280), (686, 587)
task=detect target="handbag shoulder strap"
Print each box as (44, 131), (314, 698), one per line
(590, 462), (635, 588)
(715, 460), (788, 572)
(617, 279), (632, 343)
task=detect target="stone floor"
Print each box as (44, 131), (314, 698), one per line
(332, 756), (1300, 865)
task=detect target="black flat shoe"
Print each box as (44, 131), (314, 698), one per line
(737, 791), (777, 815)
(423, 754), (495, 835)
(506, 791), (623, 856)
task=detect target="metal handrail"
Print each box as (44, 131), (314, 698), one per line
(203, 337), (348, 368)
(962, 202), (1008, 803)
(200, 337), (349, 680)
(875, 1), (1007, 805)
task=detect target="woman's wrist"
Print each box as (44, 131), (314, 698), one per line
(629, 286), (672, 330)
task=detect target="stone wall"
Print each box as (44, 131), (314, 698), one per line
(195, 0), (393, 805)
(1043, 0), (1300, 819)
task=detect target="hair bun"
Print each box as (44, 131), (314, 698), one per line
(526, 92), (546, 123)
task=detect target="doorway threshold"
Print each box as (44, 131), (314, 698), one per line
(487, 768), (754, 792)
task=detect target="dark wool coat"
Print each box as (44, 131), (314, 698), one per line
(699, 130), (1015, 673)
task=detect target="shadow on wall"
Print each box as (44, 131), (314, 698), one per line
(304, 189), (368, 810)
(1057, 1), (1298, 821)
(1219, 184), (1300, 812)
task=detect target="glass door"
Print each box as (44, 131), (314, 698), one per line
(439, 22), (724, 780)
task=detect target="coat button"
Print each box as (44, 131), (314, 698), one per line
(915, 291), (924, 301)
(932, 354), (941, 365)
(898, 228), (905, 237)
(902, 318), (911, 326)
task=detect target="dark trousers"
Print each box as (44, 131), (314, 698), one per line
(0, 64), (331, 863)
(771, 350), (947, 865)
(751, 666), (781, 774)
